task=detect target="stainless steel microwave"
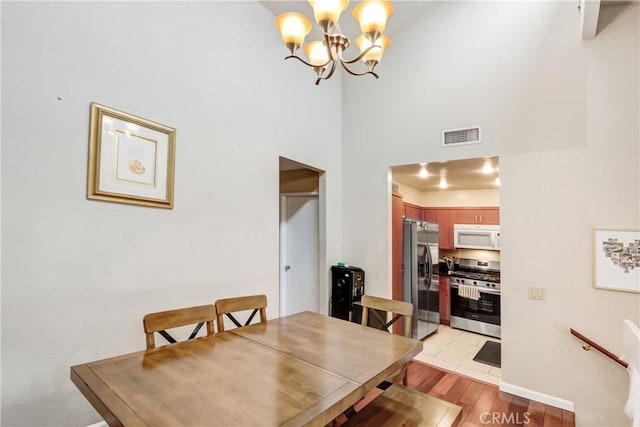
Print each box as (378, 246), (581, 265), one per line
(453, 224), (500, 251)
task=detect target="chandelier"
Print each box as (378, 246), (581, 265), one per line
(275, 0), (394, 85)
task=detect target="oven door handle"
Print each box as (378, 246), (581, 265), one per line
(450, 284), (501, 295)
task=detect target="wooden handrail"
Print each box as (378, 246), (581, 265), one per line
(570, 328), (628, 369)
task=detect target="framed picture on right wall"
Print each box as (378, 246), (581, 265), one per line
(592, 228), (640, 293)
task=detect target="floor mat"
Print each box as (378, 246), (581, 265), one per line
(472, 341), (501, 368)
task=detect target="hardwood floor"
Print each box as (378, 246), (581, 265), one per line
(335, 360), (576, 427)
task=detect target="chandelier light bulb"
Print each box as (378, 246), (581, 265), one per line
(305, 41), (330, 67)
(275, 12), (312, 54)
(308, 0), (349, 31)
(353, 0), (394, 35)
(355, 34), (390, 69)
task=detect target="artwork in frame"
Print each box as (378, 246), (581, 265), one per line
(87, 103), (176, 208)
(592, 228), (640, 293)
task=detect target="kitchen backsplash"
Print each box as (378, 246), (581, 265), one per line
(440, 248), (500, 262)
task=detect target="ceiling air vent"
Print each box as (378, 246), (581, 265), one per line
(442, 126), (481, 147)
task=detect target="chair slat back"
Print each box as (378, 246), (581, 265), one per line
(215, 294), (267, 332)
(143, 304), (216, 350)
(360, 295), (414, 338)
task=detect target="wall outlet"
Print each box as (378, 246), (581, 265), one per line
(528, 287), (546, 300)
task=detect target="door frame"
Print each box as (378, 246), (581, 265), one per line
(279, 192), (320, 316)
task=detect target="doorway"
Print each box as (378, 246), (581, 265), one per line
(279, 157), (323, 316)
(390, 156), (502, 385)
(280, 193), (319, 315)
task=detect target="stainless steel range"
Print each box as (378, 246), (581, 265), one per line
(449, 258), (501, 339)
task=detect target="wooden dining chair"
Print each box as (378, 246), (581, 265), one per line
(360, 295), (414, 387)
(214, 294), (267, 332)
(143, 304), (216, 350)
(360, 294), (414, 338)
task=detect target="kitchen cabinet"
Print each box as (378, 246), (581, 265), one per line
(391, 194), (405, 335)
(392, 194), (404, 302)
(438, 209), (455, 250)
(439, 275), (450, 326)
(399, 203), (499, 258)
(403, 203), (423, 221)
(422, 208), (455, 250)
(454, 208), (499, 225)
(422, 208), (438, 224)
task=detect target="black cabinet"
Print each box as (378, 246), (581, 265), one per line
(330, 266), (364, 321)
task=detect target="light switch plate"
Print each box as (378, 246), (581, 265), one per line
(528, 287), (546, 300)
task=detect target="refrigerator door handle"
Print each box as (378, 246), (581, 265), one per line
(425, 244), (433, 289)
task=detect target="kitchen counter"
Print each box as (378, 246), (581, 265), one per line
(438, 262), (457, 276)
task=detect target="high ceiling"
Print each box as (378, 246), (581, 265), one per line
(266, 3), (504, 192)
(391, 157), (500, 192)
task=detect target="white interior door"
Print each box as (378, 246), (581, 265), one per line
(280, 194), (319, 316)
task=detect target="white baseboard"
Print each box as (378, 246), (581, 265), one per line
(500, 381), (574, 412)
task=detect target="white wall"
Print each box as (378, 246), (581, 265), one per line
(420, 189), (499, 207)
(393, 181), (424, 205)
(394, 182), (499, 207)
(343, 2), (639, 426)
(1, 2), (342, 425)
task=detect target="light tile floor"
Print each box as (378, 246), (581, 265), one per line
(413, 325), (501, 385)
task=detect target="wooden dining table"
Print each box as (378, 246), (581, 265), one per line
(71, 311), (423, 427)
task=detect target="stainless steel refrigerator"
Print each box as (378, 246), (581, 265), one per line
(403, 218), (440, 340)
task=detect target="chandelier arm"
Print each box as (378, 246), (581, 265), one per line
(323, 32), (334, 60)
(341, 44), (381, 65)
(315, 60), (338, 85)
(284, 54), (332, 69)
(339, 60), (379, 79)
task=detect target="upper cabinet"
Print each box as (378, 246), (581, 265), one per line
(453, 208), (499, 225)
(400, 202), (499, 250)
(403, 203), (423, 221)
(423, 208), (455, 250)
(423, 207), (499, 250)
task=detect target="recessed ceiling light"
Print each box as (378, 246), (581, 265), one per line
(419, 166), (428, 179)
(495, 177), (501, 186)
(482, 160), (493, 174)
(439, 177), (448, 189)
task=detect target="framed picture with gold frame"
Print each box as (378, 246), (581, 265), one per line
(592, 228), (640, 293)
(87, 103), (176, 208)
